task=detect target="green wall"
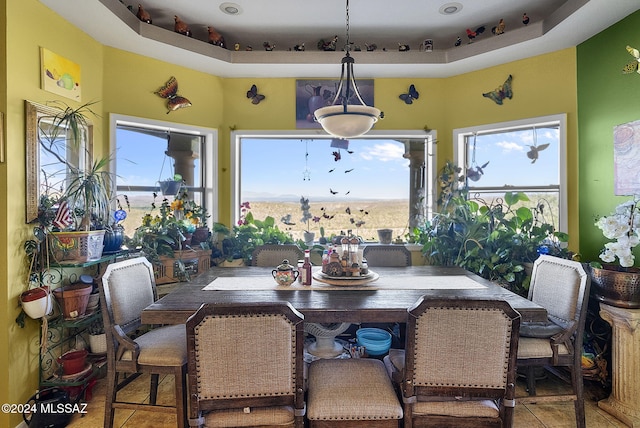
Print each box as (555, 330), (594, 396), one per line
(577, 10), (640, 263)
(8, 1), (637, 425)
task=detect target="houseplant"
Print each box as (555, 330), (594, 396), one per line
(590, 196), (640, 308)
(421, 161), (570, 296)
(299, 196), (320, 245)
(212, 202), (295, 265)
(39, 100), (116, 263)
(159, 173), (184, 196)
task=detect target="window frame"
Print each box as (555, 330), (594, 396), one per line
(109, 113), (219, 226)
(230, 130), (437, 225)
(453, 114), (568, 233)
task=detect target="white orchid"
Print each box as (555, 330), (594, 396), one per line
(595, 196), (640, 267)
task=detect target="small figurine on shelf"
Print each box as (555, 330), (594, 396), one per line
(263, 42), (275, 51)
(136, 4), (152, 24)
(207, 26), (226, 48)
(318, 36), (338, 51)
(174, 15), (192, 37)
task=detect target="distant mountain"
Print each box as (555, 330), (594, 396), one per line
(242, 191), (404, 202)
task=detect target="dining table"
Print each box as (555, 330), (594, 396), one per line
(141, 265), (547, 325)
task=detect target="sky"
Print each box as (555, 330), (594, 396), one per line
(113, 126), (559, 201)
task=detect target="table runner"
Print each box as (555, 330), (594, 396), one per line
(202, 271), (487, 291)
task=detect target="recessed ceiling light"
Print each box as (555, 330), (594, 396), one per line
(220, 2), (242, 15)
(439, 2), (463, 15)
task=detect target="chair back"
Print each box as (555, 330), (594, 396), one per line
(186, 302), (305, 424)
(251, 244), (304, 267)
(528, 255), (590, 337)
(363, 245), (411, 267)
(403, 297), (520, 425)
(100, 257), (157, 337)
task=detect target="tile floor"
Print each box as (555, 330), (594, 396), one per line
(65, 370), (627, 428)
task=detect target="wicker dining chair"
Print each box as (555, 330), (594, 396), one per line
(99, 257), (187, 428)
(186, 302), (306, 428)
(387, 296), (521, 428)
(363, 244), (411, 267)
(251, 244), (304, 267)
(516, 255), (591, 428)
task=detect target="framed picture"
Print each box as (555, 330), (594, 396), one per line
(295, 79), (375, 129)
(613, 119), (640, 195)
(40, 48), (82, 101)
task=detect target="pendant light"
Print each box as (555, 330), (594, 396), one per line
(314, 0), (382, 139)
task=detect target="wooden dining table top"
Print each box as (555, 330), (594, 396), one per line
(141, 265), (547, 325)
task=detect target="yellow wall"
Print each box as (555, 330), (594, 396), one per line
(1, 2), (578, 425)
(4, 1), (105, 425)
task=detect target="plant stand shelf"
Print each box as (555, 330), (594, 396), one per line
(40, 311), (102, 401)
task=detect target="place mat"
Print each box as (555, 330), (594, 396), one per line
(202, 270), (486, 291)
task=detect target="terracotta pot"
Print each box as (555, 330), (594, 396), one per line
(53, 283), (93, 319)
(57, 349), (88, 375)
(20, 287), (53, 319)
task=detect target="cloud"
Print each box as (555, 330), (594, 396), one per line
(495, 140), (525, 152)
(359, 142), (405, 162)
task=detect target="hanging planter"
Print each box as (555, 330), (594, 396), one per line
(20, 286), (53, 319)
(159, 177), (182, 196)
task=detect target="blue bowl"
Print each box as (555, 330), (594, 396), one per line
(356, 328), (392, 356)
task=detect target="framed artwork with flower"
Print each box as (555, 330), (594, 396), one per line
(613, 119), (640, 195)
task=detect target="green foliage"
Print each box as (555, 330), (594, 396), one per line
(213, 211), (296, 264)
(421, 161), (571, 296)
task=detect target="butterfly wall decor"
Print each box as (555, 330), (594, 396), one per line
(246, 84), (265, 104)
(399, 84), (419, 104)
(482, 74), (513, 105)
(155, 76), (192, 114)
(622, 45), (640, 75)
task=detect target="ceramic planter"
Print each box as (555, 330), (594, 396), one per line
(20, 287), (53, 319)
(590, 265), (640, 309)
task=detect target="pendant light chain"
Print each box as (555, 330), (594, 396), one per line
(345, 0), (350, 52)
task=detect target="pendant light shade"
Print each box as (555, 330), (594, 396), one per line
(315, 105), (381, 139)
(314, 0), (382, 139)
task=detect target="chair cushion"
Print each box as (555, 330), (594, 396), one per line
(203, 405), (294, 427)
(412, 399), (500, 418)
(308, 358), (403, 421)
(517, 336), (570, 359)
(121, 324), (187, 366)
(519, 320), (564, 338)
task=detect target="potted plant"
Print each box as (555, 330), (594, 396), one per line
(159, 173), (184, 196)
(127, 191), (211, 282)
(212, 202), (296, 265)
(16, 221), (54, 327)
(299, 196), (320, 245)
(590, 196), (640, 308)
(38, 100), (116, 263)
(422, 161), (570, 296)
